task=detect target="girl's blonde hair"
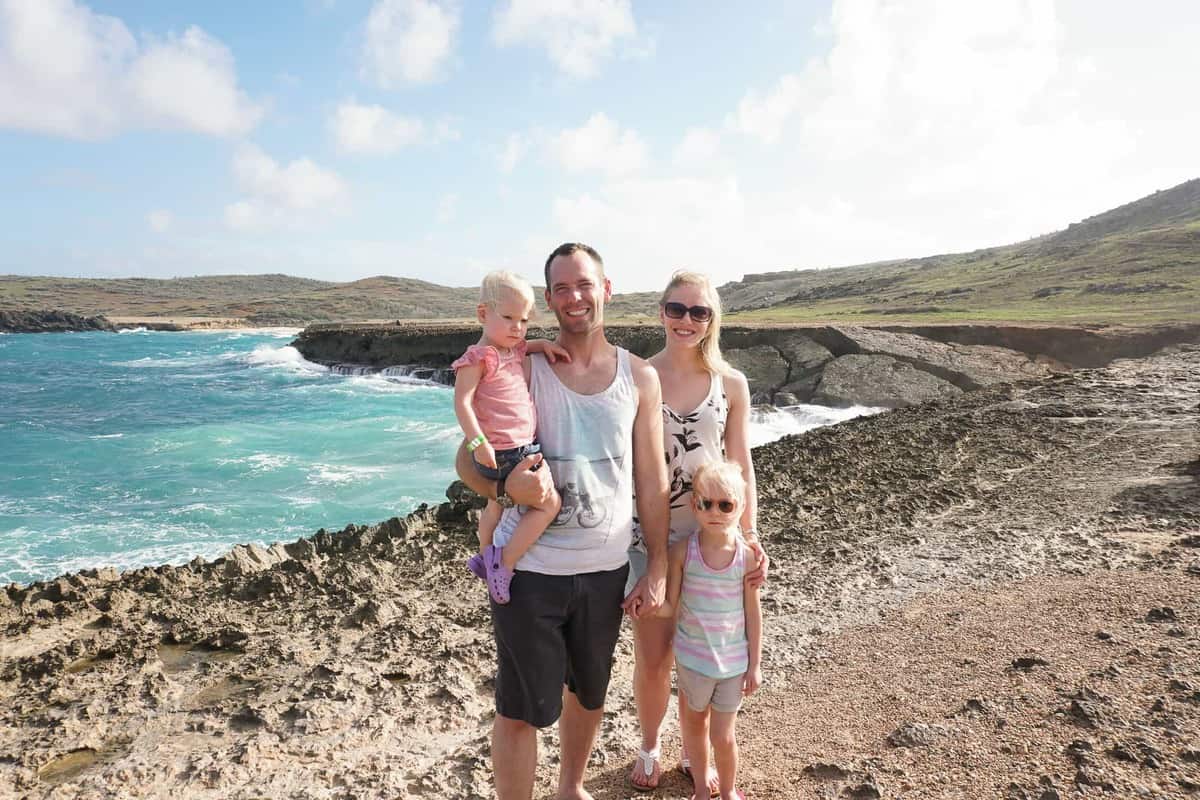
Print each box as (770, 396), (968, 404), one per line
(479, 270), (535, 309)
(692, 460), (747, 506)
(660, 270), (732, 376)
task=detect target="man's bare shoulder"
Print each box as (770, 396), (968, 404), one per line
(629, 354), (663, 401)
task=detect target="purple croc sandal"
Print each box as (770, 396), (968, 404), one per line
(466, 553), (486, 580)
(485, 544), (515, 604)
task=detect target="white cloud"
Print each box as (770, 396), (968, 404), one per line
(332, 102), (424, 154)
(729, 74), (808, 144)
(0, 0), (261, 139)
(492, 0), (637, 78)
(552, 113), (646, 176)
(146, 210), (172, 233)
(224, 145), (349, 231)
(673, 127), (721, 166)
(361, 0), (459, 87)
(498, 132), (528, 173)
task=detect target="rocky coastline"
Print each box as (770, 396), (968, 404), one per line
(0, 310), (117, 334)
(291, 321), (1200, 408)
(2, 345), (1198, 798)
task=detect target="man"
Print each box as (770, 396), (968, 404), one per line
(455, 242), (669, 800)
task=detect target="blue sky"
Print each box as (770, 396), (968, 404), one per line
(2, 1), (1198, 291)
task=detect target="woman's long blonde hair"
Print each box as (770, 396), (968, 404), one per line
(660, 270), (732, 376)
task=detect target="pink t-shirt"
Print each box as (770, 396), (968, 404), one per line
(450, 341), (537, 451)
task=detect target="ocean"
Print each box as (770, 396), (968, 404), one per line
(0, 330), (879, 585)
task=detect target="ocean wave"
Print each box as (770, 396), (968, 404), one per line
(117, 327), (149, 334)
(749, 403), (886, 448)
(216, 453), (294, 473)
(88, 433), (125, 439)
(242, 345), (328, 374)
(306, 463), (389, 485)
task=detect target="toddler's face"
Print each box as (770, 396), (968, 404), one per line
(480, 289), (533, 350)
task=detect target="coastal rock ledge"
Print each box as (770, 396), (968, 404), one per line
(2, 346), (1198, 798)
(291, 321), (1200, 408)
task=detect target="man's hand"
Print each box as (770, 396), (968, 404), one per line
(744, 538), (769, 589)
(503, 453), (554, 507)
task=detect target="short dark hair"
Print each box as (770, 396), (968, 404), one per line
(543, 242), (603, 288)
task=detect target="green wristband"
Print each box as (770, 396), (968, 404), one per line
(467, 434), (487, 452)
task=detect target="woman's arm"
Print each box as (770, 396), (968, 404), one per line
(724, 371), (768, 585)
(743, 576), (763, 695)
(655, 539), (688, 618)
(453, 363), (495, 468)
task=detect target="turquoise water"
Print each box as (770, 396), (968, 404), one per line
(0, 329), (460, 585)
(0, 330), (881, 585)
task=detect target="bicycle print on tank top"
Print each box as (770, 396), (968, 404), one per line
(545, 452), (622, 532)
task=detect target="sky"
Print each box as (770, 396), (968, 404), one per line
(1, 0), (1198, 292)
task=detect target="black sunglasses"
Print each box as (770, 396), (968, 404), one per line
(662, 302), (713, 323)
(697, 497), (737, 514)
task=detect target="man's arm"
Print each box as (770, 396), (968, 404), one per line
(454, 443), (553, 507)
(623, 356), (669, 617)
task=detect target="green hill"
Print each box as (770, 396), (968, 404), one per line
(3, 178), (1197, 326)
(722, 178), (1200, 324)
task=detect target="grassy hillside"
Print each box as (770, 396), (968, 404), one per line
(0, 274), (479, 324)
(723, 178), (1200, 324)
(3, 178), (1197, 326)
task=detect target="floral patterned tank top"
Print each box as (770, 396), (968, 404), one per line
(633, 371), (728, 550)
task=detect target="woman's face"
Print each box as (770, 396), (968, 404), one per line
(660, 282), (712, 349)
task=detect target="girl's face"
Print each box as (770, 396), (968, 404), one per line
(479, 289), (533, 350)
(660, 282), (712, 349)
(692, 480), (742, 532)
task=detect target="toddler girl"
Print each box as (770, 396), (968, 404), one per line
(452, 270), (565, 604)
(660, 459), (763, 800)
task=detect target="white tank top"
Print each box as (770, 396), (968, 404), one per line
(494, 348), (638, 575)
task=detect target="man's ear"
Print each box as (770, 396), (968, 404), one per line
(603, 277), (613, 302)
(476, 304), (488, 324)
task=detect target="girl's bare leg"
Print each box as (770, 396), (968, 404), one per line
(478, 500), (502, 552)
(497, 492), (560, 570)
(709, 710), (739, 800)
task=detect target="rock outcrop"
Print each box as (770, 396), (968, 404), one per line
(0, 310), (116, 333)
(292, 322), (1200, 408)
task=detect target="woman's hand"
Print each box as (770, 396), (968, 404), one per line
(744, 537), (769, 589)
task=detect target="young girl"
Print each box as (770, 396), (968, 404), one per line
(660, 460), (763, 800)
(452, 270), (565, 605)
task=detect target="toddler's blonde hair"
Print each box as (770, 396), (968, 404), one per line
(691, 460), (747, 506)
(479, 270), (535, 309)
(660, 270), (732, 376)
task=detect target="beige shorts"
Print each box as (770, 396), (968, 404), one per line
(676, 663), (744, 713)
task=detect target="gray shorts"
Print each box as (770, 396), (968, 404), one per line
(676, 663), (744, 713)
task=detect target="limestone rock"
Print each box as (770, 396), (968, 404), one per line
(725, 345), (790, 402)
(813, 355), (961, 408)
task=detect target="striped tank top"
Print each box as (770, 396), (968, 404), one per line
(673, 533), (749, 679)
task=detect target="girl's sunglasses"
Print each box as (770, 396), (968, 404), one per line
(697, 497), (737, 514)
(662, 302), (713, 323)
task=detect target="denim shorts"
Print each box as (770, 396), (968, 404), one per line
(472, 441), (541, 481)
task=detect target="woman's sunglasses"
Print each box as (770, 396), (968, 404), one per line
(662, 302), (713, 323)
(697, 496), (737, 514)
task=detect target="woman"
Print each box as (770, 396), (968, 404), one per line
(628, 270), (768, 793)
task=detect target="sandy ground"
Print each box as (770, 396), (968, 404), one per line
(1, 346), (1197, 799)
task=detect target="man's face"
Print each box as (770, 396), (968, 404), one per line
(544, 250), (612, 333)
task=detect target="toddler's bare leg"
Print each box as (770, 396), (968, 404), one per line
(498, 490), (560, 570)
(709, 709), (738, 799)
(478, 500), (501, 552)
